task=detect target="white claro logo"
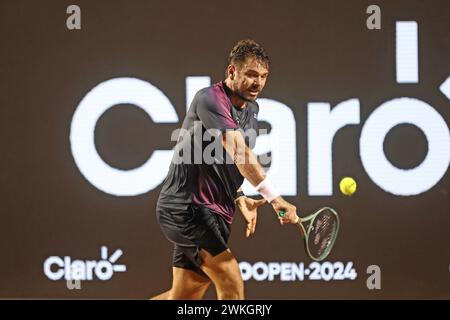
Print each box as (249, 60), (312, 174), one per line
(43, 246), (126, 281)
(70, 21), (450, 197)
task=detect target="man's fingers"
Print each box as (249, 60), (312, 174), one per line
(245, 217), (257, 238)
(278, 217), (291, 225)
(246, 220), (256, 237)
(251, 218), (256, 234)
(254, 199), (266, 207)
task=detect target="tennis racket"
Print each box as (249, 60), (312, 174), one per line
(278, 207), (339, 261)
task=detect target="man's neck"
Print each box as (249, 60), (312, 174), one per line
(223, 78), (247, 109)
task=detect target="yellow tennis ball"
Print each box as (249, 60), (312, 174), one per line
(340, 177), (357, 196)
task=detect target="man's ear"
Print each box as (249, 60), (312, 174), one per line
(228, 65), (235, 80)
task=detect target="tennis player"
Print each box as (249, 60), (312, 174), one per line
(152, 40), (298, 300)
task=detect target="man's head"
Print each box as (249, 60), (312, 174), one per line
(226, 40), (270, 102)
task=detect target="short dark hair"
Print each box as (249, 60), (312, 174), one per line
(227, 39), (270, 72)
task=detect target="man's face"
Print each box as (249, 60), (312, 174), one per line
(229, 57), (269, 102)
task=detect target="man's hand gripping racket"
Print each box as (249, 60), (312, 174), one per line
(275, 199), (340, 261)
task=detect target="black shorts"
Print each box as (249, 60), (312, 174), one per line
(156, 203), (231, 277)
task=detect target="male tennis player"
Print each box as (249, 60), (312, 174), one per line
(152, 40), (298, 300)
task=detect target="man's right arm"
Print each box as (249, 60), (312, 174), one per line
(222, 130), (298, 224)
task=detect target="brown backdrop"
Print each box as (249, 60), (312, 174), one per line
(0, 0), (449, 299)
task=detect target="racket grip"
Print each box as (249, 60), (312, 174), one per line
(278, 210), (300, 224)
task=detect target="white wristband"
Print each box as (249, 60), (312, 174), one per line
(256, 177), (280, 202)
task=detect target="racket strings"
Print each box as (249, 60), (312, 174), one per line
(309, 211), (338, 258)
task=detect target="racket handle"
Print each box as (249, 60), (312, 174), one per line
(278, 210), (300, 224)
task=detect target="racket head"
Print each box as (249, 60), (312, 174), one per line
(303, 207), (339, 261)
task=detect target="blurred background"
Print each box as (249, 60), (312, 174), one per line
(0, 0), (449, 299)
